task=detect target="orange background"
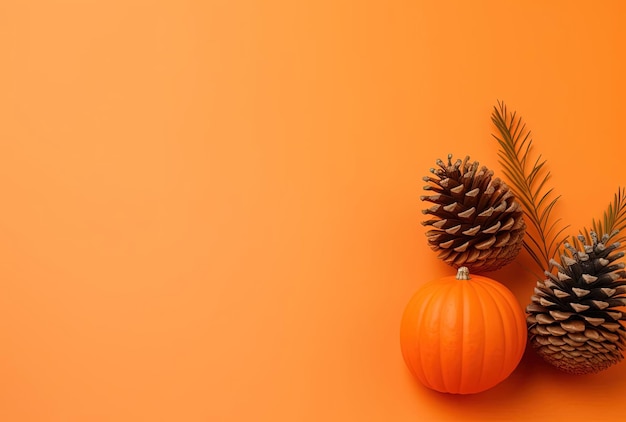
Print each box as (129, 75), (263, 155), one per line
(1, 1), (625, 421)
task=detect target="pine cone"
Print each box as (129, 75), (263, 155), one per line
(421, 154), (526, 273)
(527, 232), (626, 375)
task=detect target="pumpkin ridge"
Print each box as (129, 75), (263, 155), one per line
(482, 279), (522, 383)
(486, 281), (512, 387)
(457, 278), (466, 394)
(411, 281), (442, 388)
(436, 280), (456, 393)
(465, 277), (487, 393)
(500, 282), (526, 367)
(482, 280), (510, 384)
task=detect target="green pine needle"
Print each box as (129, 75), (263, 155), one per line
(491, 101), (569, 273)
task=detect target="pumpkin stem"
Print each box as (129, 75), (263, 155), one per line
(456, 266), (471, 280)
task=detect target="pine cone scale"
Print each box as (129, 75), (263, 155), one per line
(421, 154), (526, 273)
(527, 233), (626, 374)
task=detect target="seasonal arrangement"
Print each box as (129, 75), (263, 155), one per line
(400, 101), (626, 394)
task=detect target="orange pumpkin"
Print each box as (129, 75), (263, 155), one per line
(400, 267), (526, 394)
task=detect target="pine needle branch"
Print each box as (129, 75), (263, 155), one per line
(572, 187), (626, 250)
(491, 101), (569, 273)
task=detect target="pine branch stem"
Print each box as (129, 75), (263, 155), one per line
(491, 101), (568, 272)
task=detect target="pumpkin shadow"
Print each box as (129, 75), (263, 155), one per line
(405, 345), (558, 420)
